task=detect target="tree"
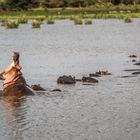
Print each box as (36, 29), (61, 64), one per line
(5, 0), (37, 10)
(121, 0), (133, 4)
(111, 0), (121, 5)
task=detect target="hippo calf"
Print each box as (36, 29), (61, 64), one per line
(0, 52), (35, 96)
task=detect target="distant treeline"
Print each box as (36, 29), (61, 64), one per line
(0, 0), (140, 10)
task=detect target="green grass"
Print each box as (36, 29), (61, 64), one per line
(0, 5), (140, 20)
(0, 5), (140, 22)
(0, 13), (140, 21)
(0, 5), (139, 29)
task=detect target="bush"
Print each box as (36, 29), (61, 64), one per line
(32, 20), (41, 28)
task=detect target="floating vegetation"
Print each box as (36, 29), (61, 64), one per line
(84, 19), (92, 25)
(6, 20), (19, 29)
(74, 17), (83, 25)
(124, 16), (133, 23)
(46, 17), (55, 24)
(32, 20), (41, 28)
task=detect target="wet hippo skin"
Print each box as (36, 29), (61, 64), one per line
(3, 83), (35, 96)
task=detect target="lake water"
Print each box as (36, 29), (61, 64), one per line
(0, 19), (140, 140)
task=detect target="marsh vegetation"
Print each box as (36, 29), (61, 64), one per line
(32, 20), (41, 28)
(124, 16), (133, 22)
(46, 17), (55, 24)
(5, 20), (19, 29)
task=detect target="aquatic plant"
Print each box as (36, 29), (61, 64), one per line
(6, 20), (19, 29)
(46, 17), (55, 24)
(32, 20), (41, 28)
(74, 17), (83, 25)
(124, 16), (133, 23)
(84, 19), (92, 25)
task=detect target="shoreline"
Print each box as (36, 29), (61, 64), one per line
(0, 13), (140, 20)
(1, 5), (140, 20)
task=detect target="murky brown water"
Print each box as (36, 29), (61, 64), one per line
(0, 19), (140, 140)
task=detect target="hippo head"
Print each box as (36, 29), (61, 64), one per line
(12, 52), (20, 65)
(2, 52), (26, 90)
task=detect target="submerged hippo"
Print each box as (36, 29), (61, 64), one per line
(0, 52), (35, 96)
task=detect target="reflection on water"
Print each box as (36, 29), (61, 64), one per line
(1, 95), (29, 140)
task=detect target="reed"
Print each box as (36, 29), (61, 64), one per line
(74, 17), (83, 25)
(6, 20), (19, 29)
(124, 16), (133, 23)
(18, 17), (28, 24)
(46, 17), (55, 24)
(32, 20), (41, 28)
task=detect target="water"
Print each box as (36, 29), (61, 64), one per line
(0, 19), (140, 140)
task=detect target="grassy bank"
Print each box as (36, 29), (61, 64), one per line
(0, 13), (140, 21)
(0, 5), (140, 20)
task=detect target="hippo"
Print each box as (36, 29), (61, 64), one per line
(82, 76), (98, 83)
(31, 84), (46, 91)
(129, 54), (137, 58)
(0, 52), (35, 96)
(95, 70), (111, 76)
(57, 75), (76, 84)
